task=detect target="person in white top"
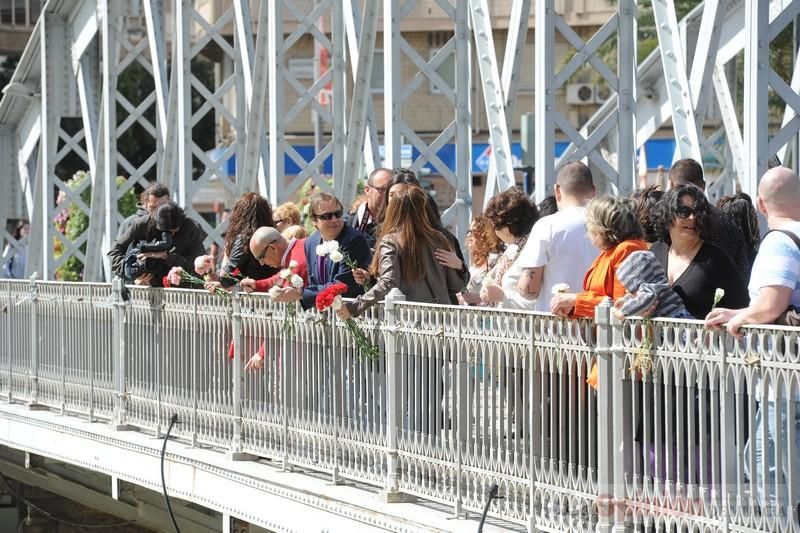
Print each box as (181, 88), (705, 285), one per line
(516, 161), (598, 311)
(705, 166), (800, 511)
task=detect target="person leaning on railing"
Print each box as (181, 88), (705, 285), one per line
(108, 202), (207, 287)
(649, 184), (749, 319)
(206, 192), (278, 292)
(336, 184), (468, 319)
(705, 165), (800, 511)
(549, 195), (648, 319)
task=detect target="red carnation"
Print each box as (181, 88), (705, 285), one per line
(315, 282), (349, 311)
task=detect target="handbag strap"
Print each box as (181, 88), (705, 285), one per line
(766, 228), (800, 250)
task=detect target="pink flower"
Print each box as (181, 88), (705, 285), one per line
(194, 255), (215, 276)
(167, 266), (184, 286)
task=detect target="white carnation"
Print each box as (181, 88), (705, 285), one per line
(329, 250), (344, 263)
(288, 260), (299, 270)
(504, 244), (519, 258)
(290, 274), (304, 289)
(332, 295), (343, 310)
(713, 288), (725, 307)
(551, 283), (571, 295)
(327, 240), (340, 253)
(267, 287), (281, 300)
(279, 268), (292, 280)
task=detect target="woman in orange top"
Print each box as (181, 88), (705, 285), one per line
(550, 196), (647, 389)
(550, 196), (648, 318)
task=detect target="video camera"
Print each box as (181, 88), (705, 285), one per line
(122, 232), (174, 281)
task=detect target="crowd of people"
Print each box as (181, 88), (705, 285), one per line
(106, 160), (800, 336)
(105, 160), (800, 509)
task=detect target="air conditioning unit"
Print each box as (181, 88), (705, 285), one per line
(595, 83), (611, 104)
(566, 83), (595, 105)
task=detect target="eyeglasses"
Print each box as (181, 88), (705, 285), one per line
(313, 210), (343, 221)
(675, 205), (699, 219)
(366, 183), (388, 194)
(256, 242), (274, 262)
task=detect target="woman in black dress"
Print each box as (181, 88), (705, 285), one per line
(650, 184), (749, 318)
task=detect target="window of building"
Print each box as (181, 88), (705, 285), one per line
(428, 47), (456, 95)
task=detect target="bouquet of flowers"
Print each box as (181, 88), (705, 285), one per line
(316, 240), (372, 290)
(268, 260), (304, 333)
(163, 266), (229, 297)
(316, 282), (379, 360)
(194, 255), (216, 279)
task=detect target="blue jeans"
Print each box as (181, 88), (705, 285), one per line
(744, 400), (800, 516)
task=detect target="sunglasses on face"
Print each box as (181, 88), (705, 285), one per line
(675, 205), (699, 219)
(313, 210), (343, 221)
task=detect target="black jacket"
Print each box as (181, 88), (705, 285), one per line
(219, 234), (278, 287)
(108, 215), (207, 281)
(116, 205), (148, 240)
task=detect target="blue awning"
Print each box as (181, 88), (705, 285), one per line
(209, 138), (680, 178)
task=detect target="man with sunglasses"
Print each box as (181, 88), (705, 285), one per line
(300, 192), (372, 310)
(347, 167), (392, 250)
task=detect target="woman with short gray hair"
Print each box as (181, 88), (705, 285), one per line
(550, 195), (647, 318)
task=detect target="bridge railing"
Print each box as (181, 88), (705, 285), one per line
(0, 278), (797, 532)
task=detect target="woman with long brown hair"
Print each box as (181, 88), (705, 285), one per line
(218, 192), (278, 286)
(337, 184), (469, 318)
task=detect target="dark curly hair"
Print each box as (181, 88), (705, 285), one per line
(224, 192), (274, 256)
(717, 192), (760, 262)
(537, 195), (558, 217)
(631, 185), (664, 243)
(484, 187), (539, 238)
(654, 184), (713, 245)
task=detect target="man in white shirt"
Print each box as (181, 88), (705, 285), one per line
(516, 161), (598, 310)
(705, 165), (800, 512)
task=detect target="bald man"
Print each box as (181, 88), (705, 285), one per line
(705, 165), (800, 511)
(240, 226), (308, 298)
(706, 166), (800, 333)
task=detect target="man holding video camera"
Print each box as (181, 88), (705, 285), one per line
(108, 201), (206, 287)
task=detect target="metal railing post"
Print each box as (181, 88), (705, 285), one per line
(59, 283), (66, 414)
(381, 288), (407, 502)
(152, 288), (164, 438)
(28, 275), (42, 409)
(610, 308), (632, 532)
(281, 303), (291, 472)
(718, 328), (734, 533)
(111, 278), (131, 430)
(595, 298), (616, 532)
(228, 289), (253, 460)
(454, 305), (468, 518)
(331, 308), (342, 485)
(5, 282), (12, 402)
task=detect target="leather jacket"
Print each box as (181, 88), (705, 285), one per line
(346, 233), (469, 317)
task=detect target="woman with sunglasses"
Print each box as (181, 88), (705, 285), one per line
(337, 184), (468, 318)
(650, 184), (748, 318)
